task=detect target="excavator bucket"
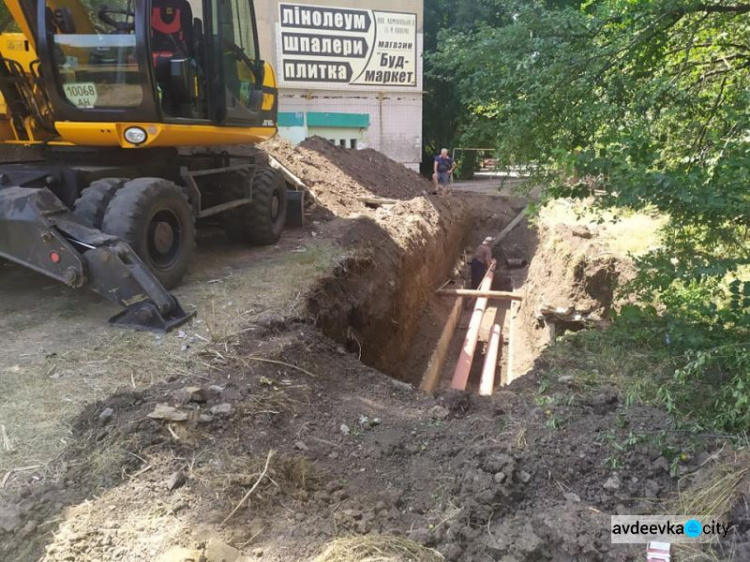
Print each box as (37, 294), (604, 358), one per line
(0, 184), (195, 332)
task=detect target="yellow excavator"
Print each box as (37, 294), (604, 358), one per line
(0, 0), (287, 331)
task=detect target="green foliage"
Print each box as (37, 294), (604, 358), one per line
(430, 0), (750, 431)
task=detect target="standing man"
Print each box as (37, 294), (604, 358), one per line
(471, 237), (494, 289)
(433, 148), (456, 196)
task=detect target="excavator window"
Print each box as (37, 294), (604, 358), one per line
(46, 0), (143, 109)
(211, 0), (264, 125)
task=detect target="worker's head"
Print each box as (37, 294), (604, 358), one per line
(441, 148), (449, 157)
(483, 237), (493, 245)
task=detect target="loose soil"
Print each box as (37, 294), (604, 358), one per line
(0, 142), (735, 562)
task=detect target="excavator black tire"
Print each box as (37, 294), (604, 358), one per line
(73, 178), (127, 229)
(101, 178), (195, 290)
(222, 167), (287, 245)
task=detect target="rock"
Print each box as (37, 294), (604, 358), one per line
(572, 225), (593, 239)
(208, 385), (226, 397)
(256, 312), (284, 329)
(205, 538), (241, 562)
(175, 387), (207, 404)
(429, 405), (450, 421)
(147, 404), (189, 422)
(198, 414), (214, 424)
(252, 548), (264, 557)
(493, 472), (507, 484)
(483, 454), (513, 473)
(603, 474), (621, 491)
(564, 492), (581, 503)
(0, 504), (21, 533)
(167, 471), (187, 492)
(340, 423), (350, 435)
(335, 346), (346, 356)
(155, 547), (203, 562)
(558, 375), (574, 384)
(294, 441), (308, 451)
(210, 403), (232, 416)
(517, 470), (532, 484)
(98, 408), (114, 425)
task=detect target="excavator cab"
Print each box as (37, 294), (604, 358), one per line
(0, 0), (288, 332)
(37, 0), (275, 135)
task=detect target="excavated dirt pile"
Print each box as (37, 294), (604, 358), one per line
(513, 222), (630, 374)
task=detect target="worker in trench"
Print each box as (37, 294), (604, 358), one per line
(471, 237), (494, 289)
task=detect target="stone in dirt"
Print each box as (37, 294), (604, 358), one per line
(175, 387), (207, 404)
(294, 441), (308, 451)
(603, 474), (621, 491)
(205, 538), (241, 562)
(98, 407), (114, 425)
(147, 404), (189, 422)
(429, 405), (450, 420)
(564, 492), (581, 503)
(339, 423), (350, 435)
(167, 471), (187, 492)
(210, 404), (232, 416)
(516, 470), (532, 484)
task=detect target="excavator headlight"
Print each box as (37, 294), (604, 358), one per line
(124, 127), (148, 145)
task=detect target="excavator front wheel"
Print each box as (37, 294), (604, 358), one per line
(101, 178), (196, 289)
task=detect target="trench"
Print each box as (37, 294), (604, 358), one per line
(307, 197), (542, 394)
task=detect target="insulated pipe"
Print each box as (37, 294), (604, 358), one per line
(451, 260), (497, 390)
(480, 324), (502, 396)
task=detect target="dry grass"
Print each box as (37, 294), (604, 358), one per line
(670, 452), (750, 562)
(676, 452), (749, 519)
(539, 199), (665, 258)
(0, 242), (338, 483)
(314, 535), (444, 562)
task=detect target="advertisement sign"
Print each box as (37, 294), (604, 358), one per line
(278, 3), (418, 89)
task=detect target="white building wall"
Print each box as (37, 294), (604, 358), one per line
(255, 0), (424, 170)
(278, 90), (423, 169)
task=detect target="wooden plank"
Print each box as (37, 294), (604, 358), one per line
(507, 300), (518, 384)
(436, 289), (523, 302)
(495, 207), (528, 242)
(268, 155), (308, 191)
(420, 296), (465, 394)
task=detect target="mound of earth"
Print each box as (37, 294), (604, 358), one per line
(513, 222), (633, 374)
(261, 136), (432, 217)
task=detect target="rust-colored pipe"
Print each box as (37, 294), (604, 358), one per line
(451, 260), (497, 390)
(480, 324), (502, 396)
